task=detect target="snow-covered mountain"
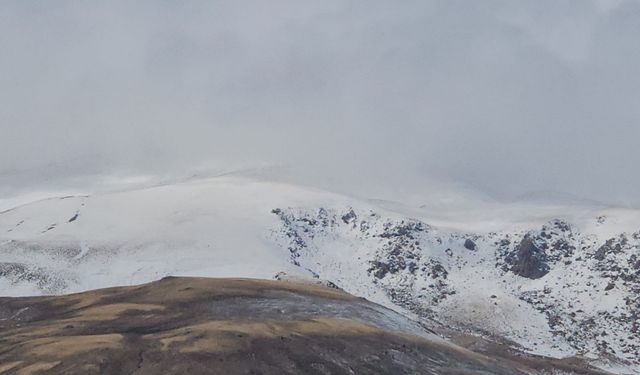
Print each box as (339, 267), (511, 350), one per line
(0, 174), (638, 373)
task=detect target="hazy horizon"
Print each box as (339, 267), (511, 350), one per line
(2, 0), (639, 206)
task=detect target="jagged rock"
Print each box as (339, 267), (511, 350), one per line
(341, 209), (357, 224)
(427, 261), (448, 279)
(594, 237), (624, 261)
(511, 235), (549, 279)
(379, 221), (427, 239)
(464, 239), (477, 251)
(370, 261), (392, 279)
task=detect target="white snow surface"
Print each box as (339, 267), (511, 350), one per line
(0, 174), (638, 374)
(0, 176), (337, 293)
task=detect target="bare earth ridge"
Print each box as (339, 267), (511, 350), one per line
(0, 277), (611, 374)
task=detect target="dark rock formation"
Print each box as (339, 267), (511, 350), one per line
(341, 208), (357, 225)
(511, 235), (550, 279)
(594, 237), (625, 261)
(464, 239), (477, 251)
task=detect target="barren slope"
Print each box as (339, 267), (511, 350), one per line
(0, 277), (610, 375)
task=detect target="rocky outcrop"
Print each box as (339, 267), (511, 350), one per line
(510, 235), (550, 279)
(271, 209), (640, 370)
(464, 238), (477, 251)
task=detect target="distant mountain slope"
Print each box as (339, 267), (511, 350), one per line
(0, 277), (610, 375)
(0, 175), (637, 373)
(271, 208), (640, 373)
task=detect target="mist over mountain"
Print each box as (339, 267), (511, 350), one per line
(2, 2), (640, 374)
(2, 0), (640, 206)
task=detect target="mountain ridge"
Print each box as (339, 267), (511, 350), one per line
(0, 176), (637, 373)
(0, 276), (612, 375)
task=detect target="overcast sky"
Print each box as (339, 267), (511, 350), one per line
(1, 1), (639, 205)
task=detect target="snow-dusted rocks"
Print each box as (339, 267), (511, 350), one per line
(271, 207), (640, 372)
(508, 235), (550, 279)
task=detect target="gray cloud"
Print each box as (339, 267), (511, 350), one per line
(1, 0), (639, 205)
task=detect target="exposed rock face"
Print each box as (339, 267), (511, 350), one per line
(341, 208), (357, 225)
(594, 237), (625, 261)
(464, 239), (477, 251)
(272, 208), (640, 370)
(503, 220), (577, 280)
(0, 277), (605, 375)
(510, 235), (550, 279)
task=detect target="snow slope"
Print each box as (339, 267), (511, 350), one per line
(0, 176), (342, 295)
(0, 174), (638, 373)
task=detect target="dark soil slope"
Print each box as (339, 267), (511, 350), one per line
(0, 277), (610, 375)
